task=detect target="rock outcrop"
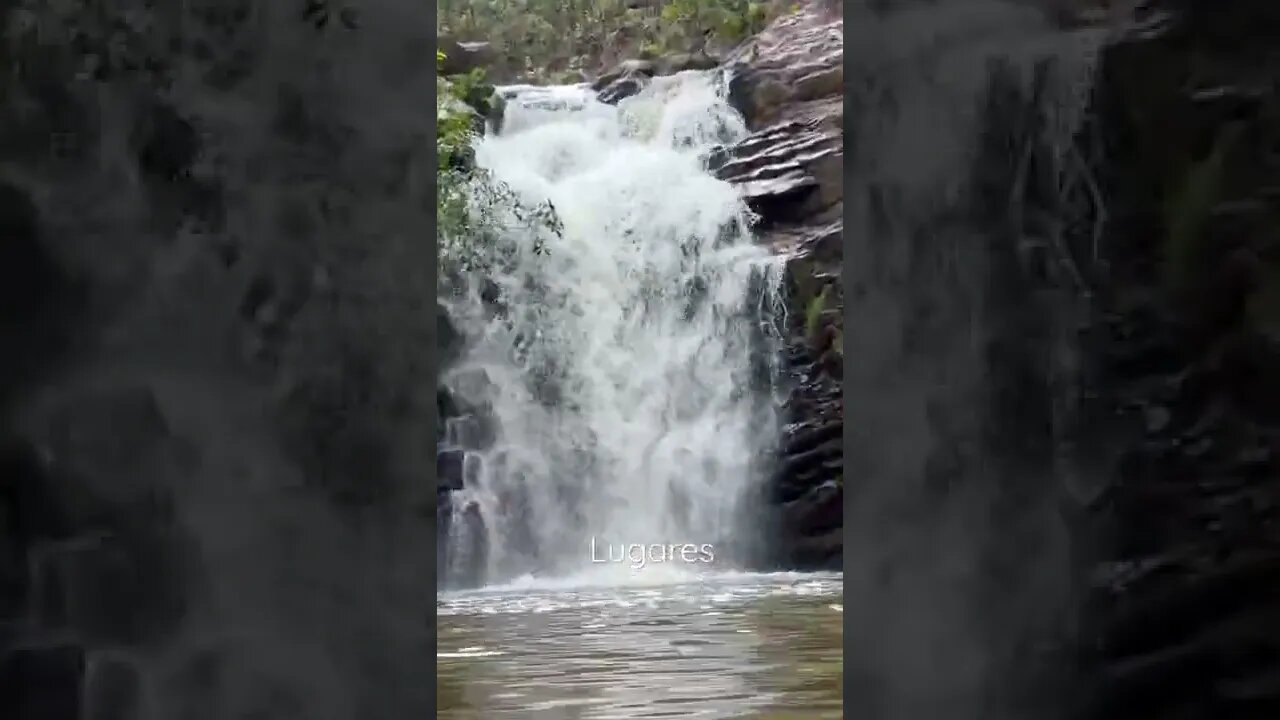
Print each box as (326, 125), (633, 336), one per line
(714, 0), (845, 569)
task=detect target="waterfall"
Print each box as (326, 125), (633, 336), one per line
(439, 71), (786, 588)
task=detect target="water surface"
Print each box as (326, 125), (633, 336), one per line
(438, 572), (843, 719)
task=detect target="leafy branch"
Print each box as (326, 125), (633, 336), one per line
(436, 51), (559, 282)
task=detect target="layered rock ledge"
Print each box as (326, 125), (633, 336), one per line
(715, 0), (845, 569)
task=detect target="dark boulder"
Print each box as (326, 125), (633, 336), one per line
(437, 448), (466, 493)
(596, 72), (649, 105)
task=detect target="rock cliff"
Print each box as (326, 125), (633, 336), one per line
(713, 0), (845, 569)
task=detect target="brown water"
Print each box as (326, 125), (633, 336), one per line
(437, 572), (843, 719)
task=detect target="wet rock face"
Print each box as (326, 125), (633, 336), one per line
(588, 50), (726, 107)
(723, 1), (843, 132)
(714, 1), (845, 570)
(710, 119), (841, 226)
(592, 58), (657, 105)
(596, 72), (650, 105)
(435, 364), (498, 588)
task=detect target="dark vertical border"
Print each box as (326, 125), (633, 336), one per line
(425, 0), (440, 712)
(839, 0), (852, 714)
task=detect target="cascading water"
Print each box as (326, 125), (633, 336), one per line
(439, 71), (787, 588)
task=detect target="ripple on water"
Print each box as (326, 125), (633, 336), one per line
(437, 572), (843, 720)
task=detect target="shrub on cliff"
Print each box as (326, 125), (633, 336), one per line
(436, 51), (559, 282)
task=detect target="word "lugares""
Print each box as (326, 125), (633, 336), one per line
(590, 538), (715, 570)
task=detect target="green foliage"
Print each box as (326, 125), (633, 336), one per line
(436, 52), (559, 279)
(436, 51), (476, 229)
(436, 107), (473, 173)
(660, 0), (769, 44)
(804, 283), (830, 340)
(437, 0), (783, 81)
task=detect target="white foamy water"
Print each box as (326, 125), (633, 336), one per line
(439, 71), (786, 587)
